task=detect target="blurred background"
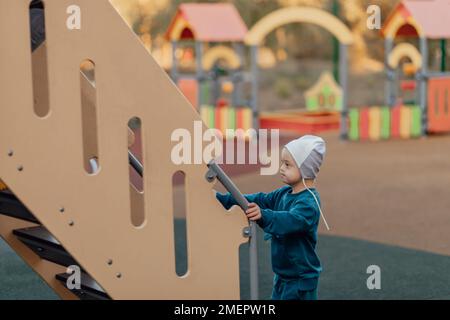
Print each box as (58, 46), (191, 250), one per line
(110, 0), (448, 111)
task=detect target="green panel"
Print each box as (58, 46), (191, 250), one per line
(201, 82), (211, 105)
(335, 97), (343, 111)
(206, 105), (215, 128)
(306, 97), (319, 111)
(380, 107), (391, 139)
(348, 108), (360, 141)
(228, 107), (236, 130)
(323, 85), (332, 96)
(410, 105), (422, 137)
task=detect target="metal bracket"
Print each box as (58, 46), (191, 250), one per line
(205, 168), (217, 183)
(242, 226), (251, 238)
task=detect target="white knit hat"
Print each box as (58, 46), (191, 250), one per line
(284, 135), (326, 179)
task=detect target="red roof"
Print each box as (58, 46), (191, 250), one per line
(166, 3), (248, 42)
(384, 0), (450, 39)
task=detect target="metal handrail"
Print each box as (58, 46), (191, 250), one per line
(128, 151), (143, 177)
(206, 160), (259, 300)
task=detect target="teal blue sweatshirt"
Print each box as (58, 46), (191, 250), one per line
(216, 185), (322, 288)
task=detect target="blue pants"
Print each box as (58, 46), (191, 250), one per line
(271, 274), (318, 300)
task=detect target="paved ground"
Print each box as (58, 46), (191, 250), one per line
(2, 131), (450, 299)
(218, 131), (450, 256)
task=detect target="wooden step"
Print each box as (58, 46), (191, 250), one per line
(13, 226), (78, 267)
(56, 272), (109, 300)
(0, 191), (38, 223)
(14, 225), (109, 299)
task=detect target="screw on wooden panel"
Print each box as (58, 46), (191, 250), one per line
(107, 259), (113, 266)
(68, 220), (74, 226)
(59, 207), (65, 213)
(116, 273), (122, 279)
(17, 165), (23, 172)
(7, 150), (13, 157)
(243, 227), (251, 238)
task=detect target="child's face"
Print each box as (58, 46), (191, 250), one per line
(280, 148), (301, 185)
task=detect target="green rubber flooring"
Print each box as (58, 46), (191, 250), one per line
(2, 219), (450, 300)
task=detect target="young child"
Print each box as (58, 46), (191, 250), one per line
(216, 135), (327, 300)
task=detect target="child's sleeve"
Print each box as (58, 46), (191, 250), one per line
(215, 188), (283, 210)
(257, 199), (319, 236)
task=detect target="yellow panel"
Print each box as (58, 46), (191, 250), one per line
(203, 45), (241, 70)
(200, 106), (209, 125)
(168, 16), (196, 41)
(368, 107), (381, 141)
(242, 108), (253, 140)
(388, 43), (422, 70)
(399, 106), (412, 139)
(245, 7), (353, 46)
(243, 108), (253, 132)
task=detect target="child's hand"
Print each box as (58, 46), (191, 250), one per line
(245, 203), (262, 221)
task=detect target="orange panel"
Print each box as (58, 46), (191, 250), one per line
(259, 111), (340, 134)
(178, 79), (198, 109)
(391, 106), (401, 138)
(236, 108), (244, 130)
(359, 108), (370, 141)
(428, 77), (450, 133)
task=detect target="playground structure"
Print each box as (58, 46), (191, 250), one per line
(0, 0), (257, 300)
(165, 1), (450, 142)
(244, 7), (353, 137)
(162, 1), (450, 142)
(260, 71), (344, 134)
(166, 4), (253, 138)
(348, 105), (422, 141)
(165, 4), (353, 137)
(387, 43), (422, 106)
(346, 0), (450, 141)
